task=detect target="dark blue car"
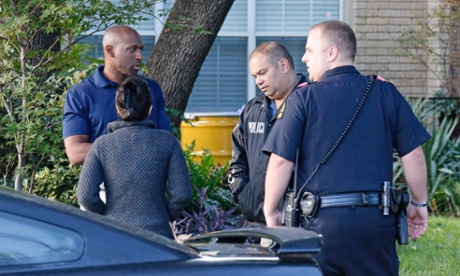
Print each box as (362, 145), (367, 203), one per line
(0, 187), (323, 275)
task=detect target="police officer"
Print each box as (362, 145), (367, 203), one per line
(263, 20), (430, 275)
(228, 41), (308, 226)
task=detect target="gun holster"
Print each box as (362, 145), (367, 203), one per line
(389, 188), (410, 245)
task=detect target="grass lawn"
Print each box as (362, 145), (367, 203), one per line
(398, 215), (460, 275)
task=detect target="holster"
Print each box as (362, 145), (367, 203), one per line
(389, 188), (410, 245)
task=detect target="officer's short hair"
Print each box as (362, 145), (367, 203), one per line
(250, 41), (295, 70)
(310, 20), (357, 62)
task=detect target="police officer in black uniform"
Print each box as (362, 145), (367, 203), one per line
(228, 41), (308, 226)
(263, 20), (430, 275)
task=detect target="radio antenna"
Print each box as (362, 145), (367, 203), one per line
(294, 148), (299, 194)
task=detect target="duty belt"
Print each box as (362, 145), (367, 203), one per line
(320, 192), (380, 208)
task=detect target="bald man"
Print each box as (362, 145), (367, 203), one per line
(63, 25), (171, 166)
(228, 41), (308, 225)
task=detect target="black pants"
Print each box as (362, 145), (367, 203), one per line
(301, 206), (399, 276)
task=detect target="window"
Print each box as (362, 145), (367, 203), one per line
(0, 211), (84, 266)
(186, 37), (248, 113)
(256, 0), (340, 33)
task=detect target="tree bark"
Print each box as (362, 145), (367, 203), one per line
(145, 0), (234, 129)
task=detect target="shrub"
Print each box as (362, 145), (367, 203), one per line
(394, 98), (460, 216)
(28, 161), (81, 207)
(173, 186), (247, 235)
(174, 141), (246, 235)
(183, 141), (235, 212)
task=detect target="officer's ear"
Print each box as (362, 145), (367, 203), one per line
(327, 46), (338, 62)
(278, 57), (290, 73)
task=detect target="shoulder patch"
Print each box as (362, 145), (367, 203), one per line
(297, 82), (309, 88)
(277, 101), (287, 119)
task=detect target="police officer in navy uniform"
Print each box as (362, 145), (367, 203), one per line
(228, 41), (308, 226)
(263, 20), (430, 275)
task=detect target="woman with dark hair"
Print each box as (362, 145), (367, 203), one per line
(77, 75), (191, 239)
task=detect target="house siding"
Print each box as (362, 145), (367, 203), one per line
(354, 0), (445, 97)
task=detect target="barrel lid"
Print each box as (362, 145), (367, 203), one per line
(184, 112), (240, 120)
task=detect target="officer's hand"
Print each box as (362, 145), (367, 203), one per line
(406, 205), (428, 240)
(265, 210), (283, 227)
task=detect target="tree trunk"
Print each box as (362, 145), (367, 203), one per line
(145, 0), (234, 129)
(14, 144), (25, 191)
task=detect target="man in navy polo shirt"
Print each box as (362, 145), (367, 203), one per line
(63, 25), (171, 166)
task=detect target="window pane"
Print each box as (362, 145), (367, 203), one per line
(0, 211), (84, 266)
(256, 0), (340, 32)
(220, 0), (247, 32)
(164, 0), (247, 33)
(186, 37), (247, 113)
(256, 0), (285, 32)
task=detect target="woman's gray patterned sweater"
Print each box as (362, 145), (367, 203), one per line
(77, 120), (192, 239)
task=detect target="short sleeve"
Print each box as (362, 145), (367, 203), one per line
(262, 89), (307, 162)
(62, 89), (90, 138)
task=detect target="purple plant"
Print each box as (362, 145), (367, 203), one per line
(173, 186), (247, 235)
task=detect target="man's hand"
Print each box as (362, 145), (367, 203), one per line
(264, 209), (283, 227)
(401, 146), (428, 240)
(264, 153), (293, 227)
(406, 204), (428, 240)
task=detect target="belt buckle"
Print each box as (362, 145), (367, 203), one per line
(361, 193), (370, 206)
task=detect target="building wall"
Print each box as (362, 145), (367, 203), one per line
(353, 0), (446, 97)
(84, 0), (447, 103)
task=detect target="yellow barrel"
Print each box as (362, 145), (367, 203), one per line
(181, 113), (240, 166)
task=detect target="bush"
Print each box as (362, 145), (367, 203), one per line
(173, 186), (247, 235)
(183, 141), (236, 212)
(174, 141), (246, 235)
(393, 98), (460, 217)
(28, 161), (81, 207)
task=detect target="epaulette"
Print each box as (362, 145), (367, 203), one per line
(297, 82), (309, 88)
(277, 101), (287, 119)
(375, 75), (385, 82)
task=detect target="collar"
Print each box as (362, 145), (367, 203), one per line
(321, 66), (359, 80)
(255, 73), (309, 105)
(295, 73), (308, 88)
(269, 100), (277, 117)
(107, 120), (156, 133)
(93, 66), (119, 88)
